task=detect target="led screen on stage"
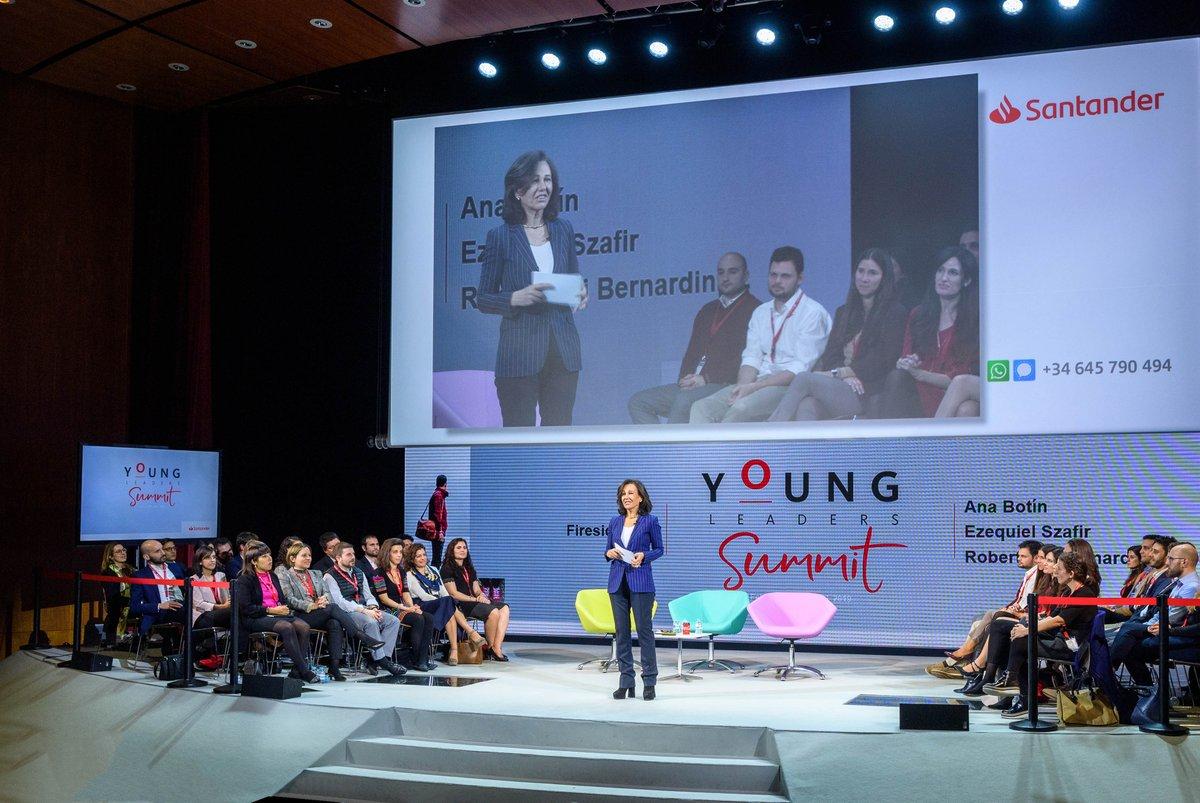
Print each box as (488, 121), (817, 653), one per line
(391, 38), (1200, 446)
(79, 445), (220, 543)
(404, 432), (1200, 647)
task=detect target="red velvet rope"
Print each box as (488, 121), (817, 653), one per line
(46, 570), (230, 589)
(1040, 596), (1200, 606)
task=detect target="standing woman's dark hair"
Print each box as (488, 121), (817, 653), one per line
(822, 247), (901, 363)
(502, 151), (560, 224)
(908, 245), (979, 363)
(615, 479), (653, 515)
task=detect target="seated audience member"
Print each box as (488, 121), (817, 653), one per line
(691, 246), (831, 423)
(442, 537), (512, 661)
(1107, 535), (1174, 629)
(213, 536), (235, 575)
(323, 542), (405, 677)
(190, 545), (231, 670)
(1062, 538), (1103, 591)
(226, 531), (257, 577)
(933, 374), (979, 418)
(959, 545), (1062, 695)
(405, 542), (486, 666)
(1105, 535), (1167, 623)
(357, 534), (382, 577)
(959, 229), (980, 260)
(878, 246), (979, 419)
(1119, 544), (1144, 597)
(990, 551), (1098, 718)
(372, 538), (435, 671)
(1125, 543), (1200, 684)
(191, 545), (232, 629)
(276, 543), (364, 682)
(275, 536), (302, 572)
(129, 539), (188, 655)
(399, 534), (415, 550)
(234, 540), (319, 683)
(926, 539), (1041, 680)
(100, 542), (134, 648)
(628, 252), (760, 424)
(312, 531), (341, 573)
(161, 539), (187, 580)
(769, 248), (907, 422)
(1110, 540), (1197, 679)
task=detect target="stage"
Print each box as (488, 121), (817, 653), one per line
(2, 642), (1198, 801)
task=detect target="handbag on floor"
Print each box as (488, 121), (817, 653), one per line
(1056, 680), (1119, 726)
(457, 637), (485, 665)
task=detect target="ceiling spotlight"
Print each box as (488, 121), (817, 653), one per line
(934, 6), (956, 24)
(587, 48), (608, 65)
(648, 40), (669, 58)
(1002, 0), (1024, 13)
(168, 62), (189, 72)
(116, 83), (137, 91)
(477, 61), (498, 78)
(541, 51), (561, 70)
(1057, 0), (1080, 8)
(755, 27), (777, 46)
(235, 39), (257, 49)
(404, 0), (426, 6)
(309, 18), (332, 29)
(873, 14), (895, 31)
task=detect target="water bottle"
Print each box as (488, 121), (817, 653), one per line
(695, 620), (703, 635)
(314, 664), (330, 683)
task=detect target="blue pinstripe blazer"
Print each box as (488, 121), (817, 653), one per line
(476, 218), (583, 379)
(606, 514), (664, 594)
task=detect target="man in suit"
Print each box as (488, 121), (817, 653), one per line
(477, 150), (585, 427)
(128, 539), (188, 655)
(1108, 536), (1181, 671)
(627, 252), (760, 424)
(161, 539), (187, 580)
(356, 533), (382, 577)
(312, 531), (341, 574)
(225, 531), (256, 578)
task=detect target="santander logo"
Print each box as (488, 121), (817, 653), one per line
(989, 95), (1020, 124)
(989, 89), (1165, 124)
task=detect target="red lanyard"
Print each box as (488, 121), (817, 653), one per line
(769, 291), (804, 362)
(333, 565), (358, 592)
(300, 572), (315, 597)
(708, 293), (747, 337)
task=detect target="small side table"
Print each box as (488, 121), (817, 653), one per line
(658, 631), (710, 682)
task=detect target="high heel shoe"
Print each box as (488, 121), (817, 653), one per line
(613, 687), (635, 699)
(447, 650), (459, 666)
(642, 686), (656, 701)
(955, 673), (986, 697)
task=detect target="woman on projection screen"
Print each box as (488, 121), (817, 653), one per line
(476, 150), (587, 427)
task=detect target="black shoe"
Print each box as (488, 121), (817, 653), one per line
(377, 657), (407, 677)
(408, 662), (434, 672)
(613, 687), (635, 699)
(1001, 696), (1030, 719)
(643, 685), (656, 701)
(956, 674), (987, 697)
(363, 659), (379, 677)
(329, 665), (347, 682)
(986, 697), (1012, 711)
(359, 635), (386, 650)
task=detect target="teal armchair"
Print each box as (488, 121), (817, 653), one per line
(667, 590), (750, 672)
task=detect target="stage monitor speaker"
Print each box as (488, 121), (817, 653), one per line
(63, 651), (113, 672)
(242, 674), (304, 700)
(899, 703), (969, 731)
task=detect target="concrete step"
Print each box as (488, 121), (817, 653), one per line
(346, 735), (779, 792)
(285, 765), (790, 803)
(390, 708), (773, 758)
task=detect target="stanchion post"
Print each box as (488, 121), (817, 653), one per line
(168, 577), (207, 689)
(1010, 592), (1056, 732)
(20, 566), (47, 651)
(1138, 592), (1187, 736)
(71, 570), (83, 653)
(213, 577), (240, 695)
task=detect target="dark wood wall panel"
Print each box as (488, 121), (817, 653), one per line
(0, 0), (123, 74)
(0, 75), (137, 651)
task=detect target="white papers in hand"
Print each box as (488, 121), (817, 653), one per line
(614, 545), (637, 565)
(531, 271), (584, 309)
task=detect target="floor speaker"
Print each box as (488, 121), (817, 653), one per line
(899, 703), (969, 731)
(242, 674), (304, 700)
(64, 651), (113, 672)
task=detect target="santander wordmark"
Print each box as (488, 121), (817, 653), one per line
(989, 89), (1165, 124)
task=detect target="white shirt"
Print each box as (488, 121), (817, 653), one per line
(620, 524), (634, 548)
(741, 289), (832, 378)
(530, 240), (554, 273)
(151, 563), (180, 604)
(719, 289), (747, 309)
(1012, 566), (1038, 610)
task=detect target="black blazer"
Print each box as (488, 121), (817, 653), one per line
(476, 218), (582, 379)
(816, 300), (908, 396)
(235, 571), (288, 620)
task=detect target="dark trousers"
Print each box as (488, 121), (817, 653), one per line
(878, 369), (924, 419)
(103, 595), (128, 645)
(495, 333), (579, 427)
(609, 577), (657, 688)
(193, 607), (233, 630)
(1126, 635), (1200, 685)
(399, 609), (434, 664)
(1008, 635), (1075, 690)
(293, 607), (347, 667)
(430, 538), (444, 569)
(1109, 619), (1151, 669)
(985, 616), (1020, 674)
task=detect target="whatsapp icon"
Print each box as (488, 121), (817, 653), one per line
(987, 360), (1010, 382)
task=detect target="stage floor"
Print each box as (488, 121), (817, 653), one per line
(5, 642), (1200, 802)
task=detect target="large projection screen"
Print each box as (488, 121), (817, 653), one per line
(390, 38), (1199, 447)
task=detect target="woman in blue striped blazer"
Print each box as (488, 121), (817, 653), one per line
(477, 150), (586, 427)
(606, 479), (664, 700)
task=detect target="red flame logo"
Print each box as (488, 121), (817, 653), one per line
(988, 95), (1021, 124)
